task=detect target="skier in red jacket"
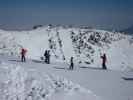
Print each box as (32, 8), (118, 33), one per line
(21, 48), (27, 62)
(101, 53), (107, 70)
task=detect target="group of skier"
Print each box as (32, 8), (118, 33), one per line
(20, 47), (107, 70)
(44, 50), (51, 64)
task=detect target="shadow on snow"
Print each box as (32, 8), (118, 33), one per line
(122, 77), (133, 81)
(80, 66), (103, 70)
(8, 59), (22, 62)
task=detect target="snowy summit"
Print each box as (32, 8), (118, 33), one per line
(0, 25), (133, 100)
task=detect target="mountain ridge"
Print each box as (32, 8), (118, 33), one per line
(121, 25), (133, 34)
(0, 26), (133, 71)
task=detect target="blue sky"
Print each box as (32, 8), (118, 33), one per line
(0, 0), (133, 30)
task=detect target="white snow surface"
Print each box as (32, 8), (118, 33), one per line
(0, 61), (100, 100)
(0, 26), (133, 99)
(0, 26), (133, 71)
(0, 55), (133, 100)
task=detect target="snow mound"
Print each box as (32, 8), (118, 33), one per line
(0, 63), (100, 100)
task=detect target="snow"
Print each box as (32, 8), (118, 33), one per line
(0, 26), (133, 71)
(0, 26), (133, 100)
(0, 55), (133, 100)
(0, 59), (100, 100)
(0, 27), (133, 71)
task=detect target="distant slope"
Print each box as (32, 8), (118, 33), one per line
(0, 26), (133, 71)
(121, 25), (133, 34)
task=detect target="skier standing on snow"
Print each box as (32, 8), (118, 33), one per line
(47, 50), (50, 64)
(44, 50), (48, 63)
(69, 57), (74, 70)
(21, 48), (27, 62)
(101, 53), (107, 70)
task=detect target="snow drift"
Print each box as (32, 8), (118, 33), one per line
(0, 26), (133, 71)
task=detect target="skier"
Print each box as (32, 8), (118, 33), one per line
(69, 57), (74, 70)
(44, 50), (48, 63)
(101, 53), (107, 70)
(21, 48), (27, 62)
(47, 50), (50, 64)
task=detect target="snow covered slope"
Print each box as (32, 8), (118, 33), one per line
(0, 55), (133, 100)
(0, 61), (101, 100)
(0, 26), (133, 71)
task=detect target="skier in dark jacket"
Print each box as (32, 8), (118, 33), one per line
(69, 57), (74, 70)
(44, 50), (50, 64)
(21, 48), (27, 62)
(101, 53), (107, 70)
(44, 50), (48, 63)
(47, 50), (50, 64)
